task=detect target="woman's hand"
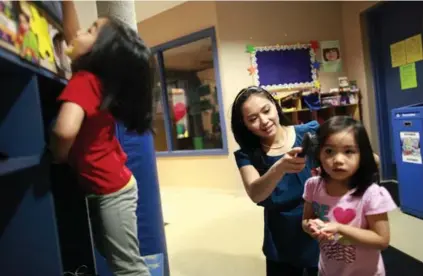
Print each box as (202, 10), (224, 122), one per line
(277, 147), (306, 173)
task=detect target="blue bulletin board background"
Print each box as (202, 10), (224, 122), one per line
(251, 43), (317, 90)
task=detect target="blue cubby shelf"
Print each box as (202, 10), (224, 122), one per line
(0, 45), (67, 176)
(0, 45), (67, 276)
(0, 155), (41, 177)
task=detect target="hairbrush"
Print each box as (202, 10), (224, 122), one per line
(297, 132), (319, 158)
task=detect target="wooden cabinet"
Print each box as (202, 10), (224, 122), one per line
(275, 89), (361, 125)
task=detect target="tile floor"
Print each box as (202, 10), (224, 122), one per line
(160, 186), (423, 276)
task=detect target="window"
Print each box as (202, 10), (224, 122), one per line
(152, 28), (227, 156)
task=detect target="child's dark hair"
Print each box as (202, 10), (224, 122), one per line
(71, 17), (157, 134)
(230, 86), (290, 171)
(316, 116), (378, 196)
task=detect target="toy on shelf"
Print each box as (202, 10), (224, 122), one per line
(0, 1), (71, 79)
(0, 1), (19, 54)
(16, 1), (40, 63)
(273, 82), (361, 125)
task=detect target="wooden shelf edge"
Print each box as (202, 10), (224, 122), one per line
(0, 47), (68, 85)
(283, 103), (358, 113)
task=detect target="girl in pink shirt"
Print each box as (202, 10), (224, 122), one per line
(302, 116), (397, 276)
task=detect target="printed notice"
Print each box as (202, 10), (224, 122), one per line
(405, 34), (423, 63)
(390, 40), (407, 67)
(400, 63), (418, 90)
(400, 132), (422, 164)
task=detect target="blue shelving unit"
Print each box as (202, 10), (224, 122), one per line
(0, 46), (68, 275)
(0, 40), (102, 274)
(0, 41), (169, 275)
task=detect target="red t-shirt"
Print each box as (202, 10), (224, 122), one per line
(57, 71), (132, 195)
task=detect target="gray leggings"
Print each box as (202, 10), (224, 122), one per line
(88, 181), (151, 276)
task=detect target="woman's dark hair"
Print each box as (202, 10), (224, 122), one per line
(316, 116), (379, 196)
(71, 17), (156, 134)
(230, 86), (290, 171)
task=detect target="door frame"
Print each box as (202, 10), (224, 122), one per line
(363, 2), (395, 180)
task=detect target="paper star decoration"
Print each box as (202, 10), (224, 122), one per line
(312, 61), (321, 70)
(314, 80), (321, 89)
(310, 40), (319, 50)
(247, 66), (257, 75)
(246, 44), (255, 53)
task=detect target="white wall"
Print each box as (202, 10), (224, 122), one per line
(135, 1), (187, 22)
(74, 0), (97, 30)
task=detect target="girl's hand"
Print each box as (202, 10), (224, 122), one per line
(305, 219), (327, 241)
(304, 219), (319, 237)
(278, 147), (306, 173)
(307, 219), (338, 241)
(318, 222), (342, 241)
(320, 222), (340, 234)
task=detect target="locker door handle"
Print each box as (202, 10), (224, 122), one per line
(404, 121), (412, 127)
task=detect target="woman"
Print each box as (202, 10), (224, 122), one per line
(231, 86), (319, 276)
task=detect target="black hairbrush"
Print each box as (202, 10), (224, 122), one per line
(297, 132), (319, 158)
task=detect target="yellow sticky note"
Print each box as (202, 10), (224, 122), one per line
(400, 63), (418, 90)
(405, 34), (423, 63)
(390, 41), (407, 67)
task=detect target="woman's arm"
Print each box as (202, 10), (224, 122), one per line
(50, 102), (84, 163)
(322, 213), (390, 250)
(62, 0), (80, 44)
(239, 147), (304, 203)
(239, 163), (286, 204)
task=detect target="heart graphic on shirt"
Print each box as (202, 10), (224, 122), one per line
(333, 207), (356, 224)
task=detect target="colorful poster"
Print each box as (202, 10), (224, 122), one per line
(16, 1), (40, 64)
(0, 1), (70, 78)
(390, 40), (407, 67)
(405, 34), (423, 63)
(400, 63), (418, 90)
(400, 131), (422, 164)
(27, 2), (57, 71)
(320, 40), (342, 73)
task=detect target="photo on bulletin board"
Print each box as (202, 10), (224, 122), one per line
(251, 43), (317, 90)
(321, 40), (342, 73)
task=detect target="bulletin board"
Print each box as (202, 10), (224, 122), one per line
(251, 43), (317, 90)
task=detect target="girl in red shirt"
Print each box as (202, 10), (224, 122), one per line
(50, 17), (154, 276)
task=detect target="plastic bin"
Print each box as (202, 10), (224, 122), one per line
(391, 103), (423, 219)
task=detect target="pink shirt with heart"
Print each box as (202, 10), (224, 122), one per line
(303, 176), (397, 276)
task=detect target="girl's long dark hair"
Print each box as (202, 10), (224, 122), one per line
(71, 17), (156, 134)
(316, 116), (379, 196)
(230, 86), (290, 171)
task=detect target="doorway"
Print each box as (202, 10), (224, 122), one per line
(366, 1), (423, 179)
